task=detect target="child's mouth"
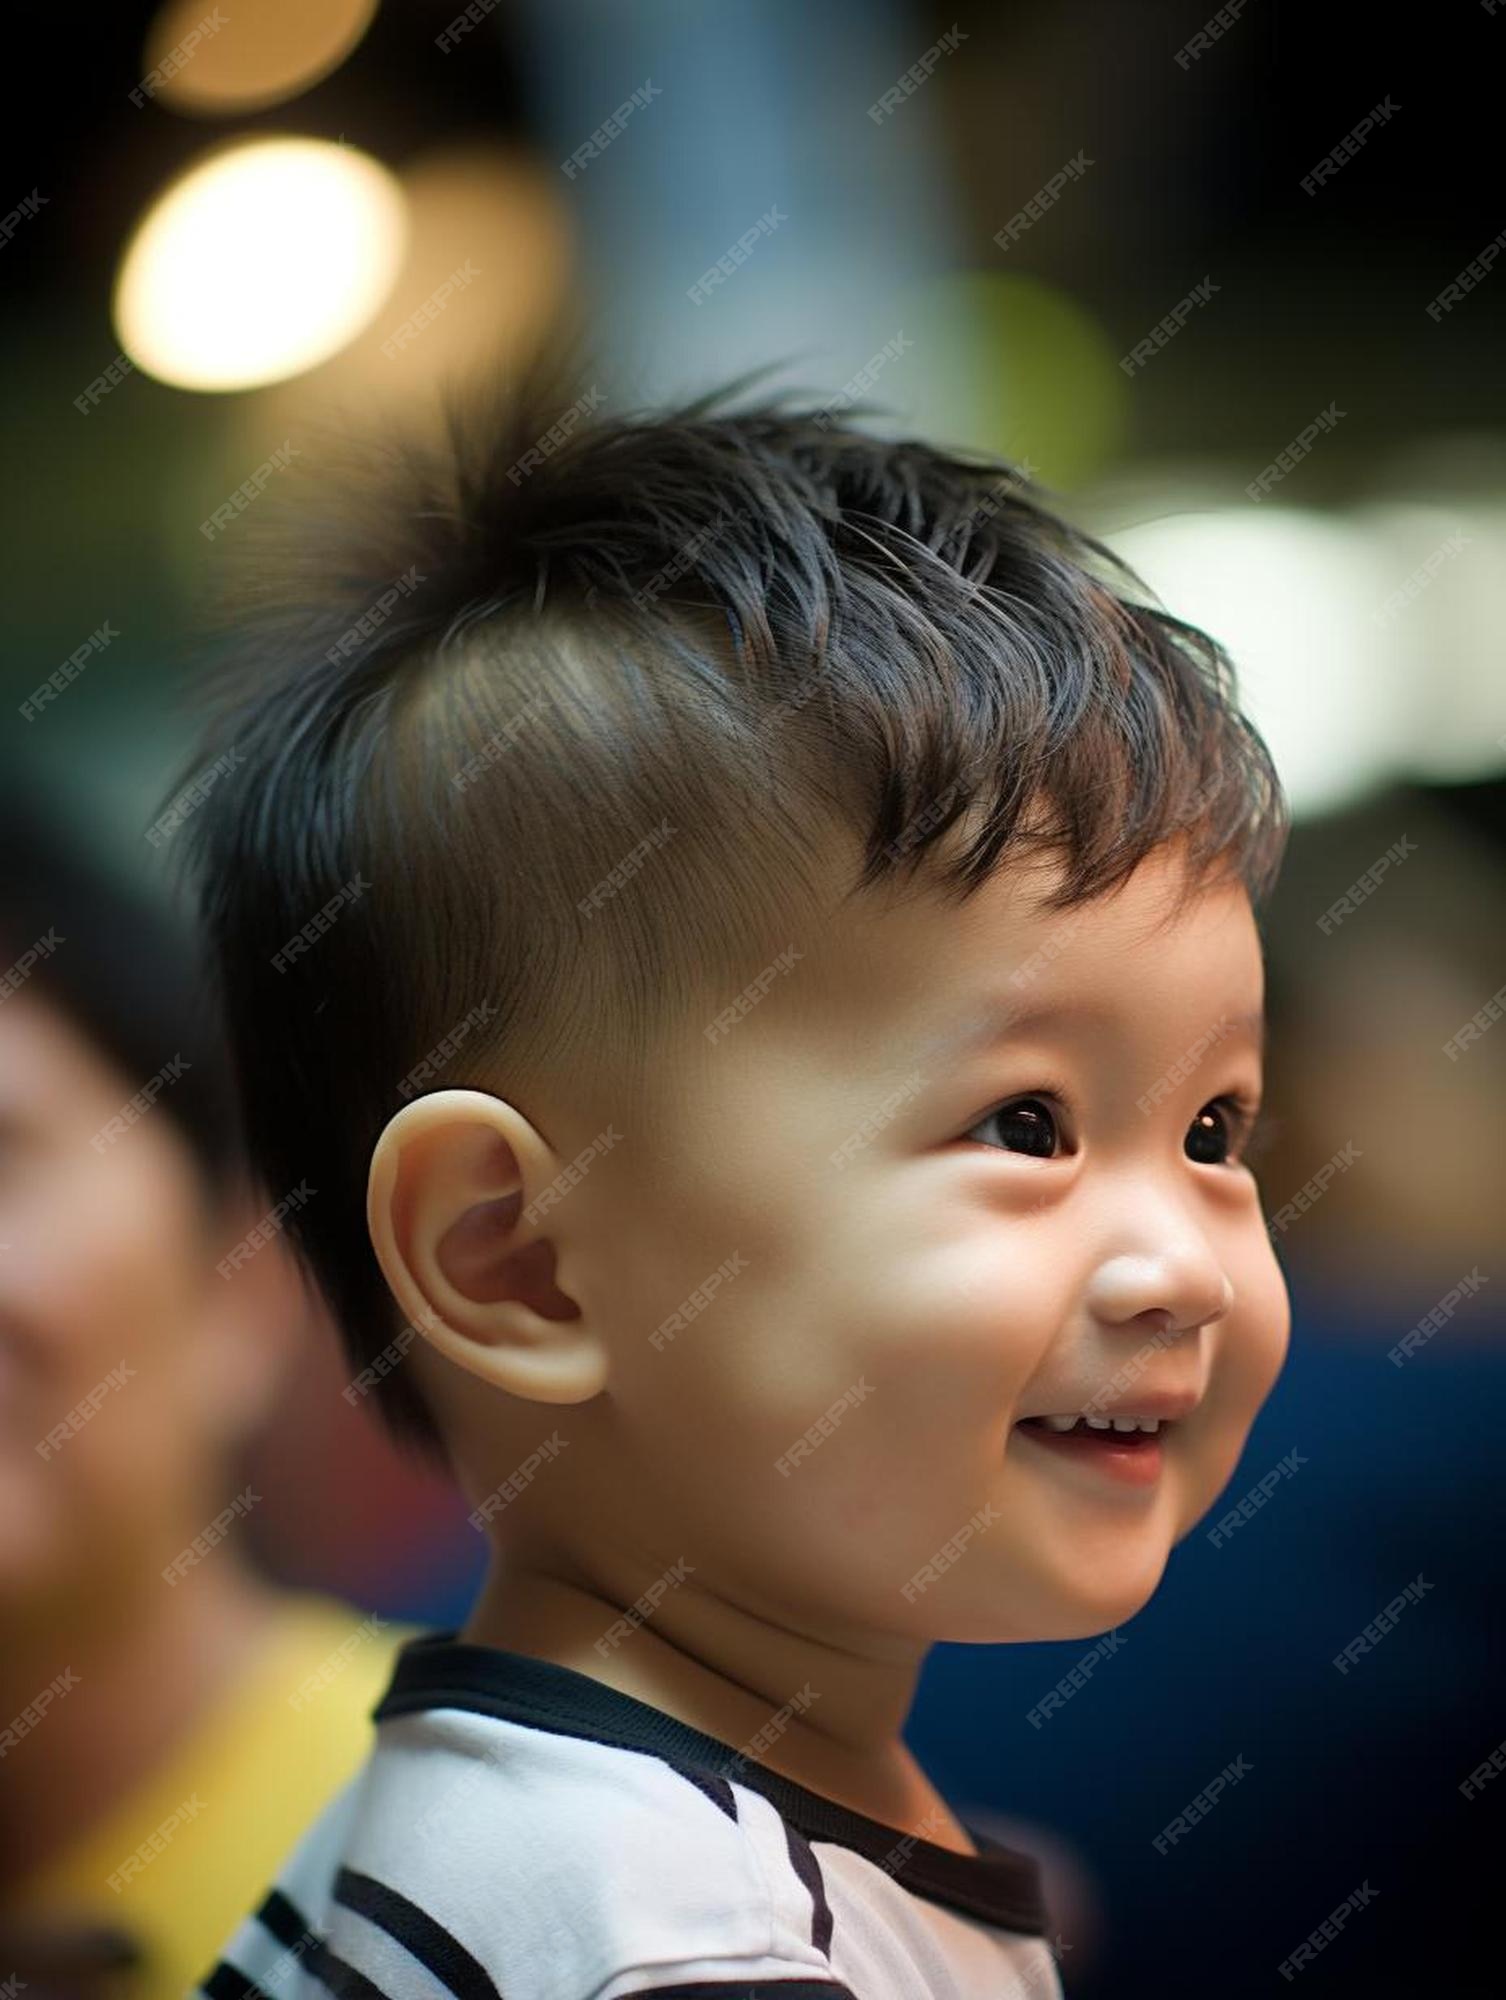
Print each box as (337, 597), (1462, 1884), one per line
(1013, 1414), (1171, 1487)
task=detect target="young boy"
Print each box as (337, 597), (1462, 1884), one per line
(177, 367), (1291, 2000)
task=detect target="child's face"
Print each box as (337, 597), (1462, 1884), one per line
(574, 833), (1288, 1645)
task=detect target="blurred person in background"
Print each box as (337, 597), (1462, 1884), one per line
(0, 769), (408, 2000)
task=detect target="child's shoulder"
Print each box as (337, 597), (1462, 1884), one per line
(198, 1698), (837, 1999)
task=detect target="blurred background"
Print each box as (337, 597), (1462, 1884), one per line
(1, 2), (1501, 1995)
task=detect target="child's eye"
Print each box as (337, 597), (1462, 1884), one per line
(1186, 1095), (1265, 1167)
(965, 1096), (1063, 1158)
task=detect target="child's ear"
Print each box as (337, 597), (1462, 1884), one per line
(366, 1089), (609, 1405)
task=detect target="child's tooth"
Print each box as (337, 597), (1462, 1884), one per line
(1041, 1414), (1078, 1432)
(1110, 1417), (1139, 1432)
(1084, 1415), (1113, 1430)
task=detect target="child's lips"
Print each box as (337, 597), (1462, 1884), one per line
(1011, 1414), (1175, 1488)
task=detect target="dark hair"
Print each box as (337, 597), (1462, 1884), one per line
(0, 763), (244, 1206)
(163, 354), (1289, 1461)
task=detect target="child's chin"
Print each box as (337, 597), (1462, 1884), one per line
(1035, 1558), (1168, 1641)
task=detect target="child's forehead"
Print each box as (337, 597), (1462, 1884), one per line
(790, 841), (1260, 1052)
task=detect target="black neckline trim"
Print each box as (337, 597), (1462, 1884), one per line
(371, 1631), (1049, 1937)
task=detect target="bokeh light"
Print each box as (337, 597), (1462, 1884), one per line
(1108, 506), (1406, 817)
(114, 138), (407, 392)
(141, 0), (379, 116)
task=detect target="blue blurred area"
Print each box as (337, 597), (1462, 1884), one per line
(914, 1265), (1504, 1996)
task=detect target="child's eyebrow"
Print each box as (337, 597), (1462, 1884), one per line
(918, 997), (1267, 1067)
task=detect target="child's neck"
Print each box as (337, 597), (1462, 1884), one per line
(462, 1556), (979, 1857)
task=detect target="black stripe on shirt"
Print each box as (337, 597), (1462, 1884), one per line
(307, 1940), (397, 2000)
(200, 1961), (276, 2000)
(249, 1886), (393, 2000)
(256, 1887), (320, 1954)
(334, 1867), (502, 2000)
(781, 1821), (835, 1959)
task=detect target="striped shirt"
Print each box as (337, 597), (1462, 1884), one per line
(195, 1631), (1063, 2000)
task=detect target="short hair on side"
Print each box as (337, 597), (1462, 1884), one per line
(162, 349), (1289, 1461)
